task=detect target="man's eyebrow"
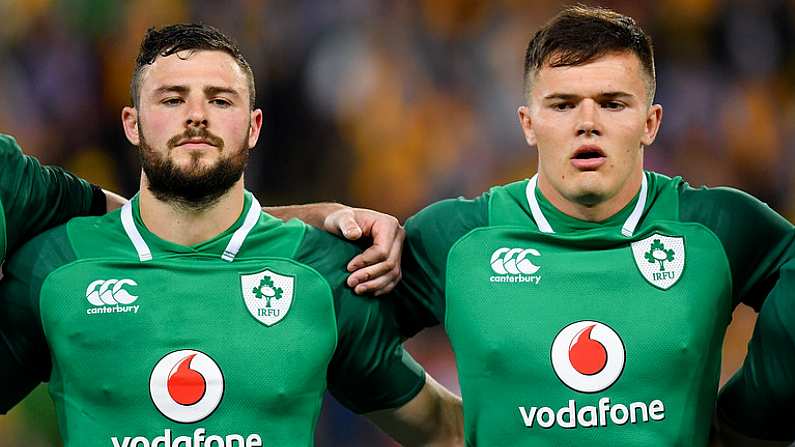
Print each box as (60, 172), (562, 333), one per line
(204, 86), (240, 97)
(153, 85), (189, 95)
(542, 91), (635, 101)
(543, 93), (580, 101)
(598, 91), (635, 99)
(152, 85), (241, 98)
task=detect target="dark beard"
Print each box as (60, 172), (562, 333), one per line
(138, 128), (249, 211)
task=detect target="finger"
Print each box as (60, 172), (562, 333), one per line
(347, 259), (397, 288)
(373, 277), (400, 296)
(324, 211), (363, 240)
(354, 270), (398, 295)
(339, 219), (363, 240)
(347, 245), (390, 272)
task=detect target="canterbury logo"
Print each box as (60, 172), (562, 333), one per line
(86, 279), (139, 306)
(490, 248), (541, 275)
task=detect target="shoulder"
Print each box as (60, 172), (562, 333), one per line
(59, 210), (141, 260)
(291, 223), (362, 290)
(406, 187), (492, 240)
(5, 221), (75, 280)
(0, 134), (25, 188)
(677, 181), (792, 233)
(0, 133), (22, 158)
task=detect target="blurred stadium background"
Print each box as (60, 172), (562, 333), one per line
(0, 0), (793, 445)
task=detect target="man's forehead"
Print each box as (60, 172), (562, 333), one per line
(531, 52), (648, 97)
(140, 50), (247, 91)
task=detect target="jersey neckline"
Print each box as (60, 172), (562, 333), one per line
(120, 191), (262, 262)
(525, 172), (649, 237)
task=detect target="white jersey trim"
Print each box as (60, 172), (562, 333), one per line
(526, 174), (555, 233)
(121, 202), (153, 262)
(222, 196), (262, 262)
(620, 174), (648, 237)
(525, 173), (649, 237)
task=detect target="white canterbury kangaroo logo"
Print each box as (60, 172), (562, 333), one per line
(86, 279), (139, 306)
(490, 248), (541, 275)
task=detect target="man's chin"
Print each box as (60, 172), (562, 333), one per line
(566, 179), (610, 207)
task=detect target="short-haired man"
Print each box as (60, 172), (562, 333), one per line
(0, 24), (462, 447)
(282, 5), (794, 446)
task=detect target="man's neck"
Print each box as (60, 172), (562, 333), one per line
(537, 171), (643, 222)
(138, 175), (246, 246)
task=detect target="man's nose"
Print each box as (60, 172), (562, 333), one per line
(575, 99), (601, 137)
(185, 100), (208, 128)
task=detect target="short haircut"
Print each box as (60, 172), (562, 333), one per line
(524, 5), (656, 103)
(130, 23), (256, 109)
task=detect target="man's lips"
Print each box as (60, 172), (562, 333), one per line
(175, 139), (215, 148)
(570, 145), (606, 170)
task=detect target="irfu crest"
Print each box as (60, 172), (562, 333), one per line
(241, 269), (295, 326)
(644, 239), (676, 272)
(631, 234), (685, 290)
(251, 275), (284, 308)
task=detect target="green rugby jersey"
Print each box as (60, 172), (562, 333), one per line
(0, 133), (100, 267)
(0, 192), (425, 447)
(717, 257), (795, 442)
(395, 171), (794, 446)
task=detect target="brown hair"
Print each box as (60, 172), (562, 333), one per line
(130, 23), (256, 109)
(524, 5), (656, 102)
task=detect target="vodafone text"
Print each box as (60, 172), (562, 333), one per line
(111, 428), (262, 447)
(519, 398), (665, 429)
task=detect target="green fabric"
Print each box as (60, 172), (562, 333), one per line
(678, 184), (794, 309)
(295, 227), (425, 414)
(396, 171), (794, 446)
(0, 133), (96, 259)
(717, 257), (795, 441)
(0, 192), (424, 446)
(399, 194), (489, 336)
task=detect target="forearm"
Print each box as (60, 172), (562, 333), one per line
(104, 189), (128, 212)
(264, 202), (346, 229)
(367, 373), (464, 447)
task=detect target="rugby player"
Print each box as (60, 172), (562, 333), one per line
(274, 6), (794, 446)
(0, 24), (463, 447)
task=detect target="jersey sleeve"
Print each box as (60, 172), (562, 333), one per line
(0, 225), (75, 414)
(0, 134), (104, 254)
(678, 184), (794, 309)
(393, 193), (490, 337)
(716, 258), (795, 441)
(294, 228), (426, 414)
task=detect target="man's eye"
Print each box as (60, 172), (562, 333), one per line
(211, 99), (231, 107)
(552, 103), (574, 111)
(603, 101), (625, 110)
(162, 98), (183, 105)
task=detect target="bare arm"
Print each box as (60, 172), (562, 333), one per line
(265, 203), (353, 235)
(366, 374), (464, 447)
(104, 189), (128, 211)
(266, 203), (405, 296)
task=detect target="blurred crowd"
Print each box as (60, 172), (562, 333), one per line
(0, 0), (793, 445)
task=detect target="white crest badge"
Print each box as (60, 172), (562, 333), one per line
(630, 233), (685, 290)
(241, 269), (295, 326)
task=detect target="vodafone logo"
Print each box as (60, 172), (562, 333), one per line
(551, 321), (625, 393)
(150, 350), (224, 423)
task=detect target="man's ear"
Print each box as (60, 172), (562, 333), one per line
(518, 106), (537, 147)
(122, 107), (140, 146)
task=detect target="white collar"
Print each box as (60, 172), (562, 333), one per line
(121, 196), (262, 262)
(525, 173), (648, 237)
